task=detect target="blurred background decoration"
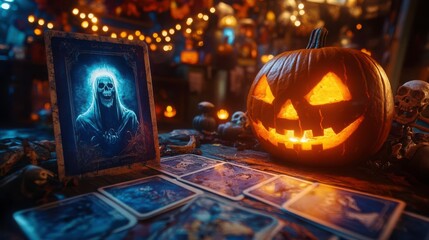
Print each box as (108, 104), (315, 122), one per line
(0, 0), (428, 132)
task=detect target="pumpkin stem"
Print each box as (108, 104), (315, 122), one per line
(306, 28), (328, 49)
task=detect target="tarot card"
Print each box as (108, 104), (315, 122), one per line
(13, 193), (136, 240)
(45, 31), (159, 180)
(179, 162), (275, 200)
(146, 154), (222, 178)
(283, 184), (405, 240)
(149, 195), (281, 240)
(244, 175), (316, 209)
(390, 211), (429, 240)
(98, 175), (202, 219)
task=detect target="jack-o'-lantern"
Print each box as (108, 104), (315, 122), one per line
(247, 28), (394, 166)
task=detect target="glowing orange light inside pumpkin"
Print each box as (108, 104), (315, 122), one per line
(164, 105), (177, 118)
(253, 75), (275, 104)
(305, 72), (351, 105)
(217, 109), (229, 120)
(253, 116), (363, 151)
(278, 99), (298, 120)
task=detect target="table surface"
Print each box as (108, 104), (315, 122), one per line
(1, 129), (429, 239)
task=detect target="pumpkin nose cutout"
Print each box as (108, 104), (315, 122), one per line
(277, 99), (299, 120)
(253, 74), (275, 104)
(304, 72), (351, 105)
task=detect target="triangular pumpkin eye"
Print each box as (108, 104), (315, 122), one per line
(304, 72), (351, 105)
(278, 99), (299, 120)
(253, 75), (275, 104)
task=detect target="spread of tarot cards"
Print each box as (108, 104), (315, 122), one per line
(178, 162), (276, 200)
(390, 211), (429, 239)
(146, 154), (222, 178)
(98, 175), (202, 219)
(282, 184), (406, 240)
(243, 175), (316, 209)
(149, 195), (282, 240)
(13, 193), (137, 240)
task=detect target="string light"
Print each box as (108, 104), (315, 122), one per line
(81, 21), (89, 28)
(38, 19), (45, 26)
(28, 15), (35, 23)
(128, 35), (134, 40)
(79, 13), (86, 19)
(91, 25), (98, 32)
(72, 8), (79, 15)
(111, 33), (117, 38)
(47, 22), (54, 29)
(88, 13), (94, 19)
(139, 35), (145, 41)
(102, 25), (108, 32)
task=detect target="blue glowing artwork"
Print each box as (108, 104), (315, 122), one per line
(45, 31), (159, 178)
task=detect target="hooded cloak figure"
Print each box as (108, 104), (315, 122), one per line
(76, 74), (139, 157)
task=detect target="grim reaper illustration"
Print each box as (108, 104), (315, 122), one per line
(76, 74), (139, 157)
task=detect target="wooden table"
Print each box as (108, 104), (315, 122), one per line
(1, 130), (429, 239)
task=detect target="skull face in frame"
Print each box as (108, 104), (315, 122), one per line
(97, 76), (115, 108)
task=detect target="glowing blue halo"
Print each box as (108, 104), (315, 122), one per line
(85, 64), (125, 107)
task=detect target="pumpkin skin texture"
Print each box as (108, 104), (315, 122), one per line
(247, 28), (394, 166)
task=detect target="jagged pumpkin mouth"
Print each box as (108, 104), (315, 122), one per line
(252, 116), (364, 151)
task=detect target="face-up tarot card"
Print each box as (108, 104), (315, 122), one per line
(150, 195), (281, 240)
(98, 175), (202, 219)
(178, 162), (275, 200)
(146, 154), (222, 178)
(283, 184), (405, 240)
(13, 193), (136, 240)
(390, 211), (429, 240)
(244, 175), (315, 209)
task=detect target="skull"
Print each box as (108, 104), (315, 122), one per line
(231, 111), (249, 128)
(97, 76), (115, 108)
(394, 80), (429, 125)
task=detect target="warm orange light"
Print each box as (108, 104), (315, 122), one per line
(91, 25), (98, 32)
(164, 105), (177, 118)
(135, 30), (141, 36)
(79, 13), (86, 19)
(34, 29), (42, 36)
(217, 109), (229, 120)
(30, 113), (39, 121)
(152, 32), (158, 38)
(111, 33), (117, 38)
(81, 21), (89, 28)
(186, 17), (193, 25)
(305, 72), (351, 106)
(361, 48), (372, 56)
(44, 102), (51, 110)
(261, 54), (274, 64)
(277, 100), (298, 120)
(165, 36), (171, 42)
(210, 7), (216, 13)
(175, 24), (181, 30)
(162, 30), (167, 36)
(120, 31), (127, 38)
(156, 37), (161, 42)
(356, 23), (362, 30)
(139, 35), (145, 41)
(180, 50), (199, 64)
(145, 37), (152, 43)
(38, 19), (45, 26)
(47, 22), (54, 29)
(28, 15), (35, 23)
(253, 116), (364, 150)
(253, 75), (275, 104)
(91, 17), (98, 24)
(72, 8), (79, 15)
(128, 35), (134, 40)
(169, 28), (175, 35)
(150, 44), (157, 51)
(102, 25), (108, 32)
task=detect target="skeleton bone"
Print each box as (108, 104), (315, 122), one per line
(394, 80), (429, 125)
(97, 76), (115, 108)
(230, 111), (249, 128)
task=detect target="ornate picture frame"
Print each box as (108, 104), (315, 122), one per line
(45, 31), (159, 180)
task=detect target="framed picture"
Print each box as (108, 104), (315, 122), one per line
(45, 31), (159, 179)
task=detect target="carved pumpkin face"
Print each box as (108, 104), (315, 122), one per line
(247, 28), (394, 166)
